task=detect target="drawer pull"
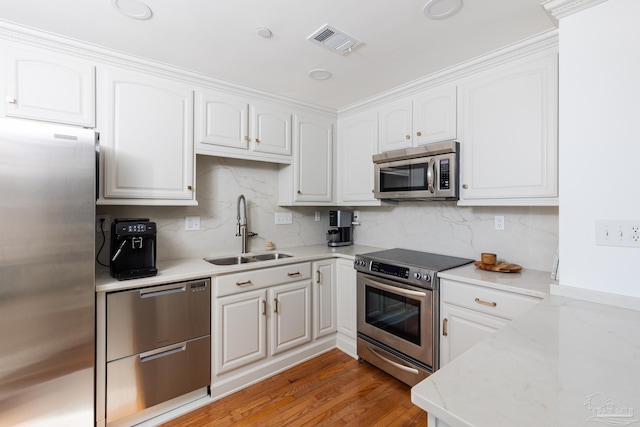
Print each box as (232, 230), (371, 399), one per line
(475, 297), (497, 307)
(140, 284), (186, 298)
(236, 280), (253, 286)
(274, 298), (279, 313)
(262, 300), (266, 315)
(316, 270), (321, 284)
(140, 342), (186, 362)
(287, 272), (301, 277)
(442, 318), (448, 337)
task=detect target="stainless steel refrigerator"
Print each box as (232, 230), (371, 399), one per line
(0, 118), (95, 426)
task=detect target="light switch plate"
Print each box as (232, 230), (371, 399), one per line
(275, 212), (293, 225)
(595, 219), (640, 248)
(185, 216), (200, 231)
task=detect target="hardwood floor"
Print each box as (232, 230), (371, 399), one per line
(160, 349), (427, 427)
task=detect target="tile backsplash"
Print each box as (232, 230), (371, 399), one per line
(97, 156), (558, 272)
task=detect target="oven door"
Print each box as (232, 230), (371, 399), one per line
(357, 272), (434, 368)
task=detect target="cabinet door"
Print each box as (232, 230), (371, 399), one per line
(4, 44), (95, 126)
(378, 98), (412, 152)
(251, 102), (291, 156)
(459, 53), (558, 204)
(313, 260), (337, 339)
(414, 85), (456, 145)
(216, 289), (267, 374)
(98, 66), (195, 203)
(336, 259), (357, 357)
(270, 281), (311, 356)
(195, 90), (249, 149)
(293, 114), (333, 203)
(338, 109), (379, 204)
(440, 302), (507, 367)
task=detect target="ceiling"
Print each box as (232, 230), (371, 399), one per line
(0, 0), (555, 110)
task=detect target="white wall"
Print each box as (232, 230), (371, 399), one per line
(98, 155), (558, 271)
(558, 0), (640, 296)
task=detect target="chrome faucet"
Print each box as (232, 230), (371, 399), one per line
(236, 194), (257, 253)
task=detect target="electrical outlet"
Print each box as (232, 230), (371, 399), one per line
(353, 210), (360, 223)
(595, 220), (640, 248)
(95, 214), (110, 232)
(315, 211), (321, 222)
(494, 215), (505, 231)
(184, 216), (200, 231)
(275, 212), (293, 225)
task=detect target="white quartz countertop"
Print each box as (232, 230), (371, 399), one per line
(96, 244), (383, 292)
(411, 295), (640, 427)
(438, 263), (555, 298)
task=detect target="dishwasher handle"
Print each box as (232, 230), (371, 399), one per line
(139, 342), (187, 363)
(139, 283), (186, 298)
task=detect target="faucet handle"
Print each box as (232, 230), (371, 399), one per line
(248, 232), (258, 238)
(236, 222), (242, 237)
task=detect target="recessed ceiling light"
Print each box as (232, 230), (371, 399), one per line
(110, 0), (152, 20)
(256, 28), (273, 38)
(307, 69), (332, 81)
(423, 0), (463, 19)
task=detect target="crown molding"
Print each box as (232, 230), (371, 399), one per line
(542, 0), (608, 21)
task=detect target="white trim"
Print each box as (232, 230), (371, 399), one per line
(551, 284), (640, 311)
(542, 0), (608, 20)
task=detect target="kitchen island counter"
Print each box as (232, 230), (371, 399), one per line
(411, 295), (640, 427)
(96, 244), (383, 293)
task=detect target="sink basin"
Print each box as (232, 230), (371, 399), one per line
(251, 253), (293, 261)
(204, 256), (255, 265)
(204, 252), (293, 265)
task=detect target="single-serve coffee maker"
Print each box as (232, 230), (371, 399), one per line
(327, 210), (353, 247)
(110, 218), (157, 280)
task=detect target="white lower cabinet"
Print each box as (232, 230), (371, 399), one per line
(313, 260), (337, 339)
(439, 278), (541, 367)
(335, 258), (357, 357)
(213, 261), (339, 398)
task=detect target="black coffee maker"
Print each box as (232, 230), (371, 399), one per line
(110, 218), (157, 280)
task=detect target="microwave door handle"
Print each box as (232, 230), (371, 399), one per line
(427, 157), (435, 193)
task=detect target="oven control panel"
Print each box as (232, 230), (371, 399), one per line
(354, 255), (436, 288)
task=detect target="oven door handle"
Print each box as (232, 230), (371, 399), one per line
(363, 278), (429, 298)
(427, 157), (435, 194)
(367, 344), (420, 375)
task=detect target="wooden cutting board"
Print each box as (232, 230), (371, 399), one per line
(474, 260), (522, 273)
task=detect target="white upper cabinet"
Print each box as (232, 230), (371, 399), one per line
(97, 65), (196, 205)
(337, 108), (384, 205)
(3, 43), (95, 127)
(195, 90), (292, 163)
(458, 51), (558, 205)
(278, 112), (334, 206)
(378, 85), (457, 153)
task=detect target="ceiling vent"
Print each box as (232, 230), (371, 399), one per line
(307, 24), (362, 55)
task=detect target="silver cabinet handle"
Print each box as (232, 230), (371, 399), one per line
(139, 283), (186, 298)
(236, 280), (253, 286)
(475, 297), (497, 307)
(274, 298), (279, 313)
(262, 299), (266, 315)
(6, 96), (16, 104)
(140, 342), (186, 362)
(316, 270), (321, 284)
(442, 318), (448, 336)
(287, 272), (301, 277)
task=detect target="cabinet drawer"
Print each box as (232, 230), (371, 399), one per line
(216, 262), (311, 297)
(440, 278), (540, 320)
(106, 278), (211, 361)
(106, 335), (210, 423)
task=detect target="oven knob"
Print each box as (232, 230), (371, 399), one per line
(423, 275), (431, 282)
(414, 272), (422, 280)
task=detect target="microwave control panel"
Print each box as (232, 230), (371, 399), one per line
(439, 159), (450, 190)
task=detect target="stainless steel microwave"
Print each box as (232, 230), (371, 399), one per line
(373, 140), (459, 201)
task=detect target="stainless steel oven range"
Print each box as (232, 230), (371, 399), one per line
(354, 248), (473, 386)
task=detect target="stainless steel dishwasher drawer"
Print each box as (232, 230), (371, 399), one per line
(106, 336), (211, 423)
(106, 278), (211, 361)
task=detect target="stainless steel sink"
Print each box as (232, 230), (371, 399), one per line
(203, 256), (255, 265)
(251, 253), (293, 261)
(204, 252), (293, 265)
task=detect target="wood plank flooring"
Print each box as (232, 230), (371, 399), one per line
(160, 349), (427, 427)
